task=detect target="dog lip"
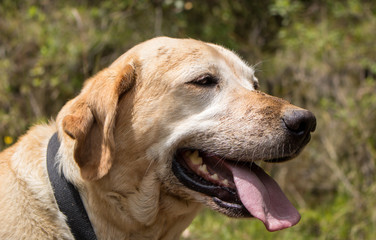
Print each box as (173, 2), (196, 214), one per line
(172, 149), (272, 217)
(172, 152), (252, 217)
(212, 197), (252, 217)
(264, 133), (312, 163)
(172, 150), (243, 204)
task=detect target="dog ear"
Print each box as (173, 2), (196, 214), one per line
(62, 64), (135, 181)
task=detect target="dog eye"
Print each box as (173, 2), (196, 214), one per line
(188, 75), (218, 87)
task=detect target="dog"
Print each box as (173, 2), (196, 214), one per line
(0, 37), (316, 240)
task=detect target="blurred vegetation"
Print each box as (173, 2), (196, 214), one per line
(1, 0), (375, 239)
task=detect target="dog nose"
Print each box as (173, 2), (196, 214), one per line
(282, 109), (316, 135)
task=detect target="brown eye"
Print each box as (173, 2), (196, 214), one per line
(188, 74), (218, 87)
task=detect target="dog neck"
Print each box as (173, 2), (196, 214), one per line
(58, 135), (202, 240)
(47, 133), (97, 239)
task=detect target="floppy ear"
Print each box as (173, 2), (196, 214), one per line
(62, 64), (135, 181)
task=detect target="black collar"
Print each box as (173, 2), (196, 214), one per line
(47, 132), (97, 240)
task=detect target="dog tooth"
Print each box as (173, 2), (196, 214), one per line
(192, 157), (202, 165)
(223, 179), (229, 186)
(190, 151), (202, 165)
(191, 150), (199, 158)
(198, 164), (208, 173)
(211, 174), (219, 180)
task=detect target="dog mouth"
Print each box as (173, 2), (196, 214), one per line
(172, 149), (301, 232)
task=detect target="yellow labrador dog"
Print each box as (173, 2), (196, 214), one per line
(0, 37), (316, 240)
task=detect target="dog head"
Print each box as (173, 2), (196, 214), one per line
(57, 37), (316, 232)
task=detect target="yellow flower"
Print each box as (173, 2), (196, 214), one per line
(4, 136), (13, 145)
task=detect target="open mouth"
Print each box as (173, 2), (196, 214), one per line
(172, 149), (301, 232)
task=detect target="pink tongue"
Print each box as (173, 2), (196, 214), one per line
(228, 164), (301, 231)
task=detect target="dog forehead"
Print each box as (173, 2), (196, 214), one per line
(137, 37), (215, 64)
(111, 37), (257, 91)
(137, 38), (255, 83)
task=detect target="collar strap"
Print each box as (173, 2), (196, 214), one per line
(47, 132), (97, 240)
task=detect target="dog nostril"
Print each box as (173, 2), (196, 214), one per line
(282, 109), (316, 135)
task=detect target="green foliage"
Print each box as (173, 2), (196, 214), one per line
(1, 0), (375, 239)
